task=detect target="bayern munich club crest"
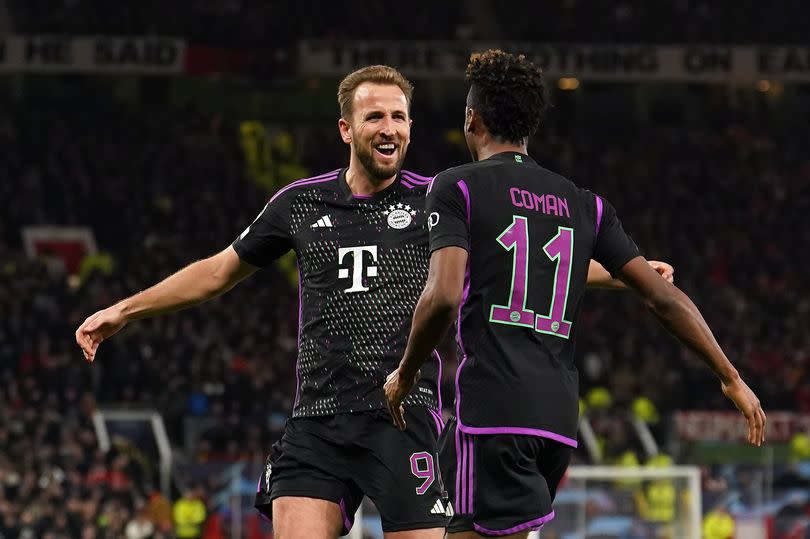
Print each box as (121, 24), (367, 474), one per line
(384, 203), (417, 229)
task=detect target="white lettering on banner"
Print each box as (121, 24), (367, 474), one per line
(674, 411), (810, 443)
(94, 38), (180, 68)
(338, 246), (378, 293)
(300, 41), (810, 82)
(0, 36), (185, 73)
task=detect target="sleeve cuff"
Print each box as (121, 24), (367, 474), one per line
(430, 235), (469, 254)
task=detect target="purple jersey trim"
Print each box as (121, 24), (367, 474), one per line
(473, 510), (555, 536)
(339, 498), (353, 534)
(402, 170), (433, 184)
(454, 261), (472, 434)
(428, 409), (443, 436)
(456, 180), (471, 227)
(401, 179), (415, 189)
(458, 423), (578, 448)
(352, 193), (372, 199)
(268, 169), (341, 205)
(427, 177), (436, 194)
(452, 177), (578, 449)
(294, 263), (303, 408)
(595, 194), (604, 235)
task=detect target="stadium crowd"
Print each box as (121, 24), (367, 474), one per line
(0, 91), (808, 536)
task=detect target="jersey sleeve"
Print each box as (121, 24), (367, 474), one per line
(592, 194), (640, 276)
(231, 192), (294, 267)
(426, 171), (470, 253)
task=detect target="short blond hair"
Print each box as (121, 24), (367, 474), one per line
(337, 65), (414, 120)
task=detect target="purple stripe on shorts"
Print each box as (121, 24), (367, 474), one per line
(456, 180), (471, 227)
(467, 435), (474, 512)
(339, 498), (353, 533)
(473, 510), (556, 536)
(457, 423), (578, 448)
(268, 169), (341, 204)
(454, 426), (462, 513)
(595, 195), (604, 235)
(460, 431), (469, 514)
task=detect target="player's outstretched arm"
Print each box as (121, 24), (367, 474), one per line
(384, 246), (468, 430)
(76, 246), (257, 363)
(587, 259), (674, 289)
(617, 256), (766, 446)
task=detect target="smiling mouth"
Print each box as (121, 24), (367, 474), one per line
(374, 143), (397, 157)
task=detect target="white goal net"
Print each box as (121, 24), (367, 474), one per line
(529, 465), (702, 539)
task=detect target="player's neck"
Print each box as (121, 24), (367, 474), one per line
(475, 138), (528, 162)
(345, 162), (397, 196)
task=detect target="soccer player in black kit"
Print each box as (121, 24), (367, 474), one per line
(384, 50), (766, 539)
(76, 64), (670, 539)
(76, 66), (449, 539)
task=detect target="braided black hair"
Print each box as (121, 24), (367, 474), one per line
(466, 49), (549, 143)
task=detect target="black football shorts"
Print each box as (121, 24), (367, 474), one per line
(439, 416), (573, 536)
(255, 407), (450, 534)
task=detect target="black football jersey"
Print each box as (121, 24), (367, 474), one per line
(427, 152), (640, 446)
(233, 168), (441, 416)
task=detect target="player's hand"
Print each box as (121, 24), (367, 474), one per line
(75, 306), (128, 363)
(384, 368), (420, 431)
(721, 377), (766, 446)
(648, 260), (675, 284)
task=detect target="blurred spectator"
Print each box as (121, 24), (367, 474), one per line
(0, 71), (808, 536)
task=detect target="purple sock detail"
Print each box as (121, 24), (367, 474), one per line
(473, 510), (556, 536)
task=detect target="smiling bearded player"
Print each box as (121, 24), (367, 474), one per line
(76, 64), (675, 539)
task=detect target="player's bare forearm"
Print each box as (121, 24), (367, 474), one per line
(118, 247), (256, 321)
(588, 259), (674, 289)
(76, 247), (256, 362)
(399, 290), (456, 380)
(619, 257), (767, 446)
(618, 256), (765, 446)
(617, 257), (736, 382)
(398, 247), (468, 380)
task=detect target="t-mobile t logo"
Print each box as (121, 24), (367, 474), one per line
(338, 245), (378, 293)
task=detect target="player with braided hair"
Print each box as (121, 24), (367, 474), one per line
(385, 49), (764, 538)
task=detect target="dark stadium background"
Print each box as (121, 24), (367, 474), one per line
(1, 1), (808, 538)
